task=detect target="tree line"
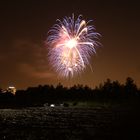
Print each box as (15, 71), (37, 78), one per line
(0, 77), (140, 108)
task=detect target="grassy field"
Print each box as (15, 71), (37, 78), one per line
(0, 105), (140, 140)
(0, 107), (112, 140)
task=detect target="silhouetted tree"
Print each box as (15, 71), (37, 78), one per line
(0, 77), (139, 108)
(124, 77), (138, 97)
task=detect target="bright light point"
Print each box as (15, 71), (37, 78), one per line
(7, 86), (16, 95)
(65, 38), (77, 49)
(68, 67), (72, 71)
(50, 104), (55, 107)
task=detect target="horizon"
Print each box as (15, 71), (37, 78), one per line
(1, 77), (139, 90)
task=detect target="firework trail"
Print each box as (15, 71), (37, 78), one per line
(47, 14), (100, 77)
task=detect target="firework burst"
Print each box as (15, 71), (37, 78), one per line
(47, 14), (100, 77)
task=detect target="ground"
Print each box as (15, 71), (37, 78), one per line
(0, 107), (140, 140)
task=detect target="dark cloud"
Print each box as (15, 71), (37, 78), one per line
(0, 39), (55, 88)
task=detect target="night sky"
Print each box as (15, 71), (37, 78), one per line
(0, 0), (140, 89)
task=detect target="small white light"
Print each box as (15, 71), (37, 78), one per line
(68, 67), (72, 71)
(50, 104), (55, 107)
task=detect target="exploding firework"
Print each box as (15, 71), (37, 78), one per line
(47, 14), (100, 77)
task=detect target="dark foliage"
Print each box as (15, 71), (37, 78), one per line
(0, 77), (139, 108)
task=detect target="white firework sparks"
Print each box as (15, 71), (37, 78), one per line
(47, 14), (100, 77)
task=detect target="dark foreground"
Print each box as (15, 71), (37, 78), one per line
(0, 107), (140, 140)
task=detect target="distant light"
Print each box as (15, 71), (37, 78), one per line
(1, 90), (6, 93)
(50, 104), (55, 107)
(9, 86), (15, 89)
(7, 86), (16, 95)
